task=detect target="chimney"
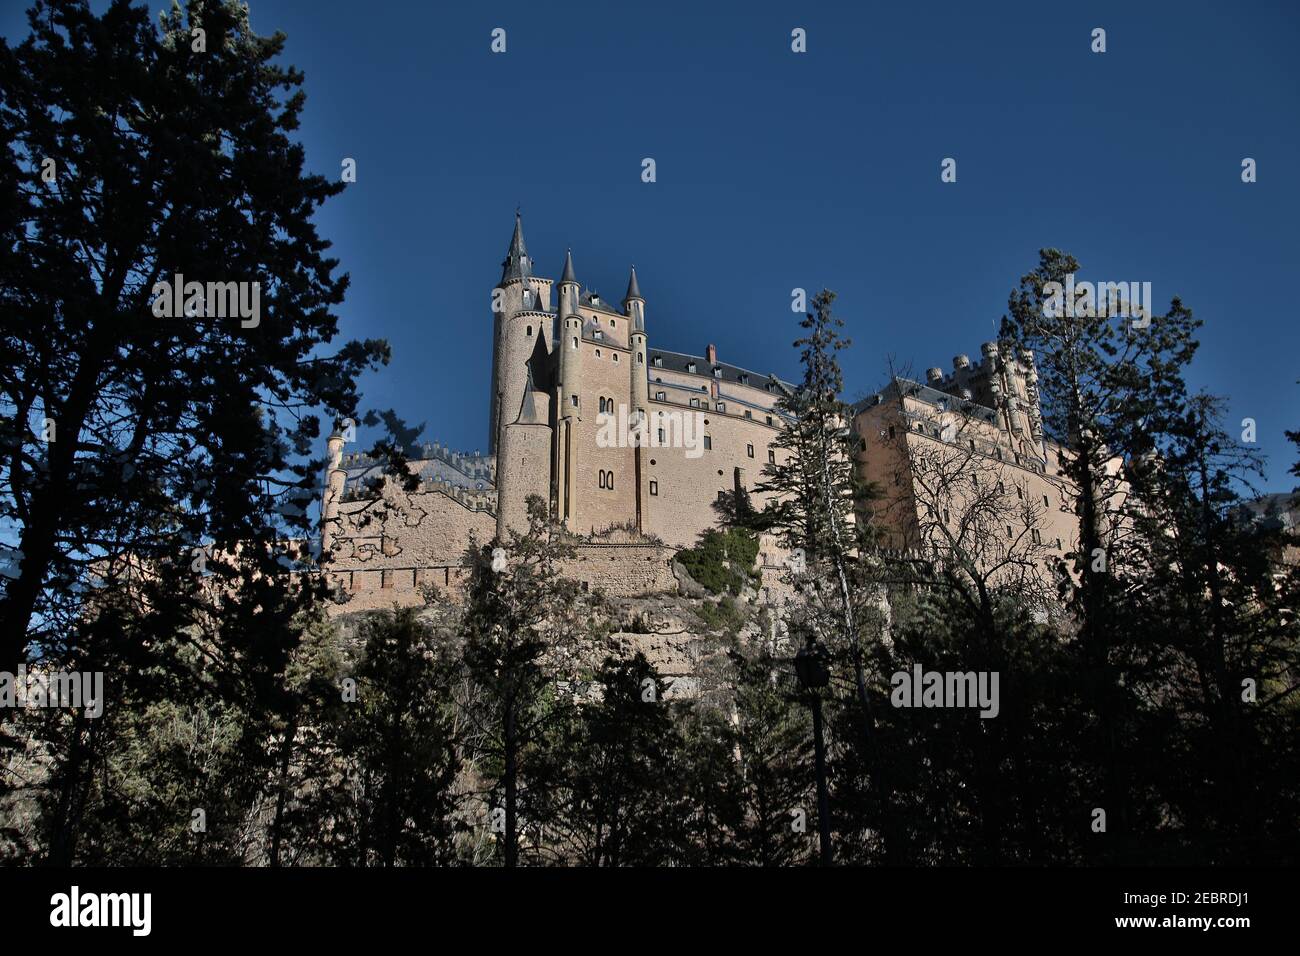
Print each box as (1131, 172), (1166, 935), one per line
(705, 343), (717, 365)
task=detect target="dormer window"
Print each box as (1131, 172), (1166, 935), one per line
(739, 374), (749, 385)
(686, 362), (697, 373)
(593, 329), (603, 340)
(713, 367), (722, 378)
(652, 355), (663, 368)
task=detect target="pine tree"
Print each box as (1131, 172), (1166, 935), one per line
(754, 289), (898, 860)
(460, 496), (591, 867)
(998, 249), (1200, 859)
(0, 0), (415, 666)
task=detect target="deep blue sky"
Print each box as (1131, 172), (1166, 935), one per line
(6, 1), (1298, 488)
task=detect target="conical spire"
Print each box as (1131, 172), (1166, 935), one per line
(623, 265), (642, 303)
(500, 211), (532, 283)
(560, 248), (577, 285)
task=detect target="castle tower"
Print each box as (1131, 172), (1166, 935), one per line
(625, 266), (648, 415)
(491, 213), (555, 538)
(555, 249), (584, 528)
(488, 212), (553, 454)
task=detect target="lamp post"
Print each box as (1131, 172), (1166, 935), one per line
(794, 633), (833, 866)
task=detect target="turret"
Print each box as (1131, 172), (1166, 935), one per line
(557, 249), (583, 419)
(489, 212), (552, 454)
(624, 266), (648, 426)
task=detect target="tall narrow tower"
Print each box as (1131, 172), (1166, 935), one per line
(623, 266), (649, 531)
(624, 266), (648, 417)
(555, 249), (584, 526)
(491, 213), (556, 538)
(488, 212), (534, 455)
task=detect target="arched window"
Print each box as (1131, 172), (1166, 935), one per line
(571, 336), (578, 349)
(598, 471), (606, 489)
(607, 470), (614, 490)
(599, 397), (607, 413)
(526, 325), (532, 336)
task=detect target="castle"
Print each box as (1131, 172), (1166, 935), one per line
(317, 214), (1084, 607)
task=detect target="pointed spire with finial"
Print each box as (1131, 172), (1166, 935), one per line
(623, 265), (642, 304)
(560, 247), (577, 285)
(500, 210), (532, 283)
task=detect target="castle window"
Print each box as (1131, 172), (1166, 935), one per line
(595, 348), (601, 358)
(765, 415), (772, 426)
(689, 398), (700, 408)
(768, 449), (775, 464)
(658, 428), (665, 443)
(599, 397), (607, 413)
(571, 336), (578, 350)
(744, 410), (752, 419)
(637, 353), (643, 365)
(649, 480), (658, 496)
(704, 435), (712, 451)
(613, 353), (619, 362)
(713, 367), (722, 378)
(943, 508), (950, 524)
(1006, 526), (1014, 539)
(655, 391), (666, 401)
(998, 481), (1005, 493)
(747, 444), (754, 458)
(969, 439), (976, 450)
(653, 355), (663, 367)
(526, 325), (532, 336)
(1056, 537), (1062, 550)
(1017, 486), (1024, 500)
(739, 374), (749, 385)
(1032, 528), (1042, 545)
(1043, 494), (1050, 507)
(888, 426), (896, 440)
(610, 319), (616, 327)
(716, 402), (726, 412)
(686, 362), (696, 373)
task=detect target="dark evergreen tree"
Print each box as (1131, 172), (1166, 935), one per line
(460, 496), (591, 867)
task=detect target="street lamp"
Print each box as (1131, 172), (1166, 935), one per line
(794, 632), (833, 866)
